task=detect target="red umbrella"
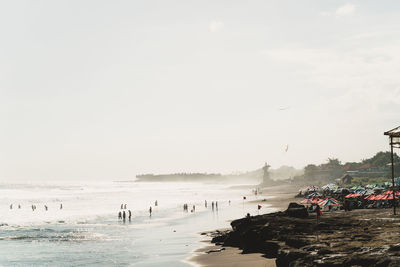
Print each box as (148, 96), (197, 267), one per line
(384, 194), (399, 200)
(365, 194), (375, 200)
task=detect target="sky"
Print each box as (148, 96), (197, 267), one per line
(1, 0), (400, 181)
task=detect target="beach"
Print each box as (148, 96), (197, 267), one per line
(0, 180), (278, 266)
(189, 184), (299, 267)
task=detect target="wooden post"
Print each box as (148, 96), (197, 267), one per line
(391, 136), (396, 215)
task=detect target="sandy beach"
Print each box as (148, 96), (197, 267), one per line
(189, 184), (299, 267)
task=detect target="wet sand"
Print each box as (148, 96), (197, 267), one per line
(189, 184), (298, 267)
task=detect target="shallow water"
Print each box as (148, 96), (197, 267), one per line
(0, 181), (273, 266)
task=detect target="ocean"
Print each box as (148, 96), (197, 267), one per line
(0, 181), (273, 266)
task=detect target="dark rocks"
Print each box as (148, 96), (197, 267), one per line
(389, 243), (400, 252)
(285, 237), (309, 249)
(208, 204), (400, 267)
(263, 241), (280, 258)
(276, 248), (310, 267)
(285, 202), (308, 218)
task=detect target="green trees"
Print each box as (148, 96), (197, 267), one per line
(362, 151), (400, 168)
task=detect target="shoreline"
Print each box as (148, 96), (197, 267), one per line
(188, 184), (299, 267)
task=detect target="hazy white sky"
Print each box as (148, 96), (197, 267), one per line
(1, 1), (400, 181)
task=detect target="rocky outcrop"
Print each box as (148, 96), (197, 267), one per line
(209, 203), (400, 267)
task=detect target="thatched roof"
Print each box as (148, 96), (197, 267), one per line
(340, 174), (353, 181)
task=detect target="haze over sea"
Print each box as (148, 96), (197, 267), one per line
(0, 180), (271, 266)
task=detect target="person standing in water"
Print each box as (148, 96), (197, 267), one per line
(124, 204), (127, 209)
(205, 200), (207, 208)
(128, 210), (132, 221)
(118, 211), (122, 220)
(212, 202), (214, 211)
(149, 206), (152, 217)
(122, 210), (126, 221)
(121, 204), (123, 209)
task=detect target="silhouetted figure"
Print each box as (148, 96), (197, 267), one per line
(205, 200), (207, 208)
(122, 211), (126, 221)
(18, 204), (21, 209)
(216, 201), (218, 210)
(128, 210), (132, 221)
(32, 205), (34, 211)
(9, 204), (12, 210)
(193, 205), (195, 212)
(124, 204), (127, 209)
(149, 206), (152, 217)
(118, 211), (122, 219)
(229, 200), (231, 205)
(60, 204), (63, 209)
(155, 200), (158, 206)
(212, 202), (214, 211)
(44, 205), (48, 211)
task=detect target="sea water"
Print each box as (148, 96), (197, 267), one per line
(0, 181), (274, 266)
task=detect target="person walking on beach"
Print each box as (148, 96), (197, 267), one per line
(122, 210), (126, 221)
(118, 211), (122, 220)
(128, 210), (132, 221)
(149, 206), (152, 217)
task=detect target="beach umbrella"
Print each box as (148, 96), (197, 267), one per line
(300, 198), (314, 204)
(306, 192), (322, 198)
(355, 189), (367, 195)
(345, 193), (361, 198)
(366, 184), (377, 189)
(300, 197), (321, 204)
(365, 194), (375, 200)
(374, 194), (386, 200)
(384, 194), (399, 200)
(318, 199), (339, 207)
(351, 186), (363, 190)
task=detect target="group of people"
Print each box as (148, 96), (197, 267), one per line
(183, 203), (195, 212)
(118, 204), (132, 221)
(183, 200), (228, 213)
(118, 200), (158, 221)
(9, 203), (63, 211)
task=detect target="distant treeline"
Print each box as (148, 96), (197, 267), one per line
(135, 151), (398, 185)
(136, 173), (222, 182)
(291, 151), (400, 186)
